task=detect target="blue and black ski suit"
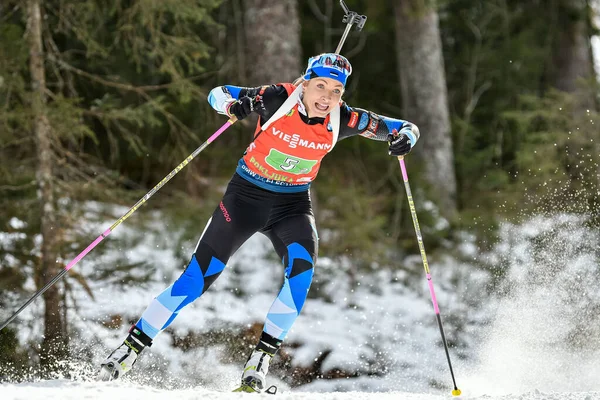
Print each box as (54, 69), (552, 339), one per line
(132, 82), (419, 352)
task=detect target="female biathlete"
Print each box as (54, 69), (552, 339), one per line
(100, 53), (420, 392)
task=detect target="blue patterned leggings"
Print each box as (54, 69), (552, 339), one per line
(135, 173), (318, 342)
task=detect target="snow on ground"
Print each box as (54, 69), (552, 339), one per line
(23, 202), (480, 393)
(459, 214), (600, 396)
(1, 380), (600, 400)
(3, 203), (600, 398)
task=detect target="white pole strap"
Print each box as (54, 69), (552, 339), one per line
(328, 104), (340, 152)
(260, 85), (304, 132)
(259, 84), (340, 152)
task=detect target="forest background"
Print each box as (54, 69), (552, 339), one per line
(0, 0), (599, 390)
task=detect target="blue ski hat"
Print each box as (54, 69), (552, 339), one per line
(303, 53), (352, 86)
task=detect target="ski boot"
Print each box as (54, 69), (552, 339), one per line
(98, 326), (152, 381)
(233, 349), (277, 394)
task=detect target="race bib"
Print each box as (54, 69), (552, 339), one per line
(265, 149), (317, 175)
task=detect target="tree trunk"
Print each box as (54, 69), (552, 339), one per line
(551, 0), (596, 108)
(27, 0), (67, 371)
(243, 0), (302, 85)
(550, 0), (599, 207)
(394, 0), (457, 217)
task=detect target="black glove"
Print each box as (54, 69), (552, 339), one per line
(227, 96), (255, 120)
(227, 95), (266, 121)
(388, 132), (412, 156)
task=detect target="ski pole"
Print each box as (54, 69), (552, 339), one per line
(335, 0), (367, 54)
(0, 118), (237, 332)
(397, 156), (461, 397)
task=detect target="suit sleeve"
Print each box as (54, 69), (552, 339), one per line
(337, 103), (420, 146)
(207, 84), (289, 122)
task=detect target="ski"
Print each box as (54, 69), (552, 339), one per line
(97, 364), (118, 382)
(232, 384), (278, 394)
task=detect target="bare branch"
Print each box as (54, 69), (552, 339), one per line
(0, 181), (37, 191)
(307, 0), (328, 22)
(344, 31), (368, 58)
(465, 81), (492, 117)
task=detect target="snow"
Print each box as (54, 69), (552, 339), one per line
(2, 202), (600, 399)
(459, 216), (600, 396)
(8, 217), (26, 229)
(1, 380), (600, 400)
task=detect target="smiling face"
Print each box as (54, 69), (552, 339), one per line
(301, 77), (344, 118)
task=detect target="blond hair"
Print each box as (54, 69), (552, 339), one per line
(292, 75), (306, 86)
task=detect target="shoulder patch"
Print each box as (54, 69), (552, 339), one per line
(367, 115), (380, 135)
(348, 112), (359, 128)
(358, 113), (369, 130)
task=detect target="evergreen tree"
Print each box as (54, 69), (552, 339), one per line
(0, 0), (222, 374)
